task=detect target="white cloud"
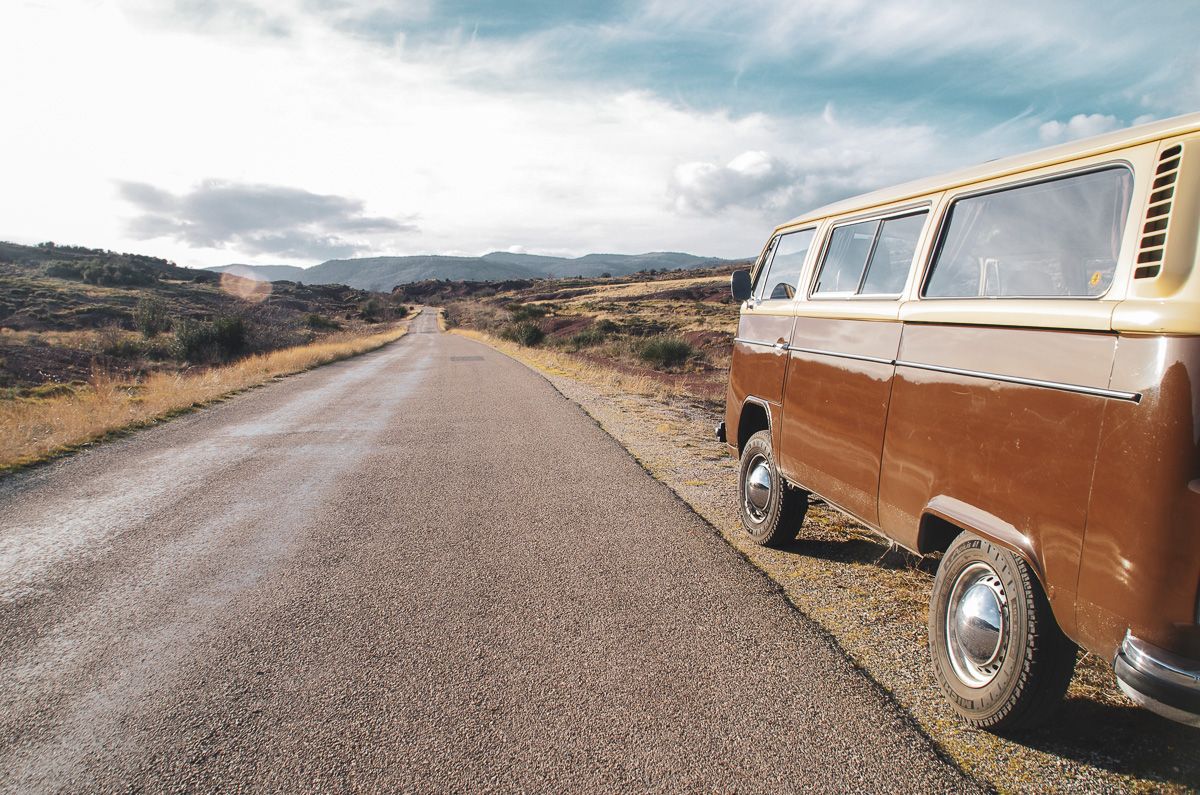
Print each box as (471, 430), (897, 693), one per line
(117, 179), (415, 259)
(4, 0), (955, 264)
(671, 109), (946, 220)
(1, 0), (1188, 269)
(1038, 113), (1121, 143)
(671, 151), (795, 214)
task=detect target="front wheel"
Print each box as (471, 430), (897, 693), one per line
(929, 532), (1078, 733)
(737, 430), (807, 547)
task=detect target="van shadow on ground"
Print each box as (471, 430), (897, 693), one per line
(1018, 698), (1200, 789)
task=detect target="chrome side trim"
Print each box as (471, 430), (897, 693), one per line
(787, 345), (894, 366)
(895, 360), (1142, 403)
(742, 339), (1144, 402)
(734, 337), (777, 348)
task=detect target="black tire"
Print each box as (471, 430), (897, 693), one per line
(737, 430), (808, 547)
(929, 532), (1078, 733)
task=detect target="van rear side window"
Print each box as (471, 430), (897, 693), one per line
(923, 167), (1134, 299)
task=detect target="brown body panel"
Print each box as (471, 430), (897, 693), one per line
(727, 312), (795, 449)
(1076, 335), (1200, 659)
(780, 317), (902, 526)
(878, 324), (1118, 636)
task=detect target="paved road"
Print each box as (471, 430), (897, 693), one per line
(0, 311), (976, 792)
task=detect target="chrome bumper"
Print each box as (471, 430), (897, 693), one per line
(1113, 631), (1200, 727)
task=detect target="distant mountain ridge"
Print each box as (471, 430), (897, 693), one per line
(208, 251), (734, 291)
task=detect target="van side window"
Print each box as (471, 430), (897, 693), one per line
(755, 228), (816, 301)
(861, 212), (927, 294)
(923, 167), (1134, 298)
(813, 211), (928, 296)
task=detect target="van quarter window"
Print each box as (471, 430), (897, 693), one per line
(755, 228), (816, 300)
(813, 211), (928, 296)
(923, 167), (1134, 298)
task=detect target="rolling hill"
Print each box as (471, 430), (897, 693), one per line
(208, 251), (734, 291)
(0, 240), (408, 391)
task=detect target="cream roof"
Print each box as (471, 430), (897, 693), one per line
(780, 111), (1200, 229)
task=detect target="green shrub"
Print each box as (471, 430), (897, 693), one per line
(360, 297), (385, 322)
(639, 337), (694, 369)
(134, 296), (171, 337)
(569, 328), (607, 349)
(595, 319), (620, 334)
(305, 313), (342, 330)
(500, 321), (545, 347)
(172, 316), (247, 363)
(44, 261), (83, 280)
(80, 262), (156, 286)
(507, 303), (547, 323)
(96, 325), (141, 359)
(211, 316), (247, 358)
(173, 319), (215, 363)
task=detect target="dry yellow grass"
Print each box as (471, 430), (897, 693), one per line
(0, 316), (416, 472)
(451, 328), (698, 403)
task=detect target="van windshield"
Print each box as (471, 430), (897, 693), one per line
(924, 167), (1133, 298)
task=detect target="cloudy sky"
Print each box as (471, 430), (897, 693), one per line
(1, 1), (1196, 268)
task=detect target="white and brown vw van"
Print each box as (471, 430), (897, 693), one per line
(720, 113), (1200, 732)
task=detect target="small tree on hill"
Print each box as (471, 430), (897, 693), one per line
(134, 296), (171, 337)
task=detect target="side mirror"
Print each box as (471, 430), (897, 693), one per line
(731, 269), (753, 302)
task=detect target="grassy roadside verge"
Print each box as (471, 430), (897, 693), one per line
(451, 325), (1199, 794)
(452, 328), (698, 403)
(0, 311), (419, 474)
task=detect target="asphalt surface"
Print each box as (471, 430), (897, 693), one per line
(0, 311), (977, 793)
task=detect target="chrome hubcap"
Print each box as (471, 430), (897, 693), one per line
(743, 454), (772, 522)
(946, 562), (1008, 688)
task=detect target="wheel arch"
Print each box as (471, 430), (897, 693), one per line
(917, 496), (1046, 587)
(737, 397), (773, 454)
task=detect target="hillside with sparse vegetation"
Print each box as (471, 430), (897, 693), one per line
(419, 263), (746, 405)
(0, 241), (410, 394)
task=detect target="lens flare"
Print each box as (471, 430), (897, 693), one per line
(219, 271), (272, 303)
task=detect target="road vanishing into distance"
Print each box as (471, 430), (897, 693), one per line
(0, 311), (977, 792)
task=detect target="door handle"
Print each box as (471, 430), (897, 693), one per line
(774, 341), (789, 350)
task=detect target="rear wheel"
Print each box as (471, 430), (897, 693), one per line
(737, 430), (807, 547)
(929, 532), (1077, 733)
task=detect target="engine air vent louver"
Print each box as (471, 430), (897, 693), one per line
(1135, 144), (1183, 279)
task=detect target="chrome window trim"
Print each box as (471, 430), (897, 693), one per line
(807, 202), (932, 301)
